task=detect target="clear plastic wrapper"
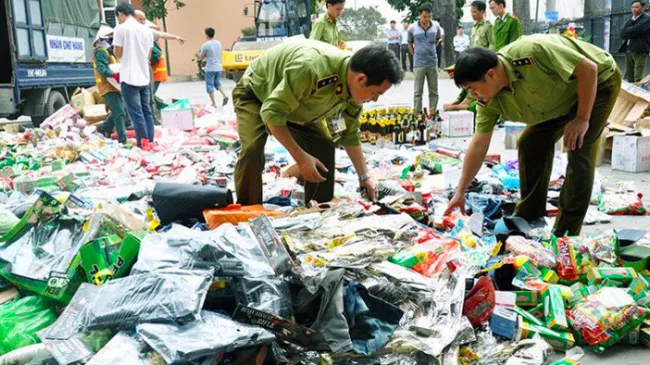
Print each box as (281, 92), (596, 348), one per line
(583, 230), (619, 264)
(504, 336), (552, 365)
(598, 190), (647, 215)
(85, 331), (164, 365)
(43, 270), (212, 339)
(231, 276), (293, 319)
(0, 344), (52, 365)
(505, 236), (556, 268)
(137, 311), (274, 364)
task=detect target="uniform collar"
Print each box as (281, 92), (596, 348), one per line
(326, 13), (337, 24)
(499, 54), (521, 92)
(475, 19), (488, 26)
(498, 12), (509, 22)
(339, 57), (352, 100)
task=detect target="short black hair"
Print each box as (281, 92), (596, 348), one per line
(350, 43), (404, 86)
(115, 3), (135, 17)
(458, 25), (464, 29)
(205, 27), (215, 38)
(471, 1), (487, 12)
(390, 20), (396, 24)
(326, 0), (346, 5)
(454, 47), (499, 87)
(490, 0), (506, 6)
(633, 1), (646, 6)
(419, 3), (433, 14)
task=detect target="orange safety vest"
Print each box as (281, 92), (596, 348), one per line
(152, 55), (168, 82)
(93, 48), (119, 95)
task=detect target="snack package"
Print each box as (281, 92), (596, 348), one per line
(553, 237), (578, 281)
(584, 230), (619, 265)
(587, 267), (638, 285)
(568, 287), (649, 348)
(505, 336), (552, 365)
(517, 317), (575, 351)
(506, 236), (556, 268)
(598, 191), (647, 216)
(542, 286), (568, 331)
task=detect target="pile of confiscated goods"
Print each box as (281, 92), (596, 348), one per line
(0, 105), (649, 365)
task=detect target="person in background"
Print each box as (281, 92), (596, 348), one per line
(401, 20), (413, 72)
(620, 1), (650, 82)
(93, 32), (127, 143)
(408, 3), (442, 115)
(446, 35), (620, 236)
(470, 1), (494, 49)
(453, 26), (470, 59)
(489, 0), (522, 51)
(199, 27), (229, 107)
(386, 20), (401, 59)
(434, 18), (445, 68)
(310, 0), (345, 48)
(112, 3), (155, 147)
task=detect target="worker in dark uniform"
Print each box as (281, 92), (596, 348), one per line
(93, 33), (127, 143)
(445, 35), (621, 236)
(234, 40), (404, 205)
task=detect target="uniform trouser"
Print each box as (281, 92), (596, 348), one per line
(102, 92), (127, 142)
(413, 66), (439, 114)
(389, 43), (400, 61)
(515, 69), (621, 236)
(153, 81), (168, 111)
(233, 84), (336, 206)
(401, 46), (413, 71)
(625, 51), (648, 82)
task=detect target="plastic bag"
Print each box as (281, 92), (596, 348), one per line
(583, 230), (619, 265)
(231, 276), (293, 319)
(568, 287), (649, 348)
(0, 207), (19, 236)
(505, 236), (556, 268)
(504, 336), (552, 365)
(598, 191), (647, 216)
(137, 311), (275, 364)
(0, 344), (52, 365)
(552, 237), (578, 281)
(85, 331), (163, 365)
(0, 296), (57, 355)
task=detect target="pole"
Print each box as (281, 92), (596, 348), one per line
(534, 0), (540, 33)
(162, 15), (171, 76)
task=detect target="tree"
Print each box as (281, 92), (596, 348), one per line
(513, 0), (531, 35)
(241, 26), (255, 37)
(338, 6), (387, 41)
(139, 0), (187, 75)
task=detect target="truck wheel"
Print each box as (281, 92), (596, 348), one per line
(43, 90), (66, 119)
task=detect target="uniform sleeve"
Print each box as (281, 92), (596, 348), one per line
(340, 102), (363, 146)
(260, 62), (316, 127)
(310, 20), (324, 41)
(94, 50), (113, 77)
(487, 23), (495, 49)
(475, 103), (499, 133)
(510, 18), (523, 43)
(533, 41), (586, 82)
(112, 26), (124, 47)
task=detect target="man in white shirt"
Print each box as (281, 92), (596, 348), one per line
(400, 21), (412, 72)
(385, 20), (401, 60)
(453, 26), (470, 59)
(112, 3), (155, 148)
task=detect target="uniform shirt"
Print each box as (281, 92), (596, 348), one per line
(241, 40), (362, 146)
(470, 19), (494, 49)
(386, 28), (401, 44)
(112, 17), (153, 87)
(492, 12), (522, 51)
(310, 13), (340, 46)
(408, 21), (443, 68)
(401, 28), (410, 45)
(200, 40), (224, 72)
(454, 34), (470, 53)
(475, 35), (618, 133)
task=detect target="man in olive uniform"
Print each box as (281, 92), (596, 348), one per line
(470, 1), (494, 49)
(310, 0), (345, 48)
(489, 0), (522, 51)
(234, 41), (403, 205)
(93, 34), (127, 143)
(445, 35), (621, 236)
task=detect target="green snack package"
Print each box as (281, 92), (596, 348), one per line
(517, 317), (575, 351)
(543, 285), (569, 331)
(587, 267), (638, 285)
(515, 305), (544, 326)
(0, 296), (57, 355)
(528, 303), (544, 319)
(514, 290), (540, 307)
(541, 267), (559, 284)
(80, 232), (143, 286)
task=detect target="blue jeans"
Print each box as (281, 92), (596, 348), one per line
(205, 71), (222, 93)
(121, 83), (155, 146)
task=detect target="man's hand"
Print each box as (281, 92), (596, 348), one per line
(175, 36), (186, 45)
(563, 117), (589, 151)
(297, 154), (328, 183)
(360, 179), (377, 202)
(444, 191), (466, 215)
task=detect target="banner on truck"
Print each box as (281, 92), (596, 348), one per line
(47, 35), (86, 63)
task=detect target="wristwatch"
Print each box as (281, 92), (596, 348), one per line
(358, 173), (370, 183)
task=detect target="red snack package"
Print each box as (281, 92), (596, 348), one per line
(554, 236), (578, 281)
(463, 276), (496, 327)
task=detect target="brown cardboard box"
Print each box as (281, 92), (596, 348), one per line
(70, 87), (96, 115)
(83, 104), (108, 123)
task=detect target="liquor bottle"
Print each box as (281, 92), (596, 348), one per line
(392, 119), (401, 144)
(418, 115), (428, 145)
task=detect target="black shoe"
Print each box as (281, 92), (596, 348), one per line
(222, 97), (229, 106)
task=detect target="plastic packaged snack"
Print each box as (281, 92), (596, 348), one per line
(553, 237), (578, 281)
(506, 236), (556, 268)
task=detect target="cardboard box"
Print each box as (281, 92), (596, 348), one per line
(641, 328), (650, 348)
(612, 135), (650, 172)
(514, 290), (540, 307)
(608, 82), (650, 129)
(517, 317), (575, 351)
(542, 286), (569, 331)
(70, 88), (96, 114)
(587, 267), (639, 284)
(161, 99), (194, 131)
(490, 306), (518, 339)
(83, 104), (108, 123)
(441, 111), (474, 137)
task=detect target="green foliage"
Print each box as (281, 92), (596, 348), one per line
(386, 0), (465, 22)
(241, 26), (256, 37)
(338, 6), (387, 41)
(311, 0), (322, 14)
(140, 0), (186, 20)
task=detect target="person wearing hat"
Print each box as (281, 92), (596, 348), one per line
(445, 34), (621, 236)
(93, 28), (127, 143)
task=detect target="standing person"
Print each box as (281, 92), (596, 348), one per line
(401, 21), (413, 72)
(408, 3), (443, 115)
(489, 0), (522, 51)
(112, 3), (155, 148)
(386, 21), (401, 59)
(470, 1), (494, 49)
(310, 0), (345, 48)
(445, 35), (621, 236)
(453, 26), (470, 59)
(434, 18), (445, 68)
(620, 1), (650, 82)
(234, 41), (403, 205)
(199, 27), (229, 107)
(93, 32), (127, 143)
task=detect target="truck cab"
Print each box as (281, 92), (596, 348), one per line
(0, 0), (99, 124)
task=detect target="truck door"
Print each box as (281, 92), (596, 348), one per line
(0, 0), (12, 84)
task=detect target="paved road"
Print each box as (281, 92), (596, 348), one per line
(159, 77), (650, 363)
